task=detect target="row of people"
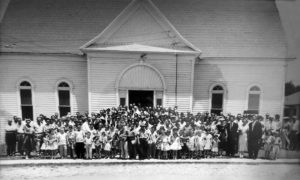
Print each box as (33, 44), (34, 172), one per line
(4, 105), (300, 159)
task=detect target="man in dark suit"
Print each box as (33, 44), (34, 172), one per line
(248, 115), (263, 159)
(226, 116), (239, 157)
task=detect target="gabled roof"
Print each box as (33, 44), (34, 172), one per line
(0, 0), (287, 58)
(80, 0), (201, 55)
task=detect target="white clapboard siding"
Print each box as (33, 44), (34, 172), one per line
(192, 59), (285, 116)
(0, 54), (88, 144)
(88, 53), (193, 112)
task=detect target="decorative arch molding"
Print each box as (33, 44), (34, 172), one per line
(55, 78), (74, 116)
(115, 62), (166, 90)
(15, 76), (36, 120)
(208, 82), (227, 93)
(208, 82), (228, 114)
(245, 83), (264, 113)
(54, 78), (75, 90)
(15, 76), (36, 90)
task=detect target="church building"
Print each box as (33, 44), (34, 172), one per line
(0, 0), (288, 148)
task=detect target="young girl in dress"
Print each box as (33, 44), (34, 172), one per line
(47, 129), (58, 159)
(264, 131), (275, 159)
(204, 130), (212, 158)
(194, 130), (201, 159)
(104, 134), (112, 158)
(187, 130), (195, 159)
(211, 135), (220, 158)
(170, 130), (181, 159)
(161, 130), (170, 159)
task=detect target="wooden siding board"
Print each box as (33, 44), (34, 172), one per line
(192, 60), (285, 116)
(0, 55), (88, 144)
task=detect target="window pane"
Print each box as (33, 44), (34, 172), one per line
(213, 85), (223, 91)
(248, 94), (260, 111)
(250, 86), (260, 91)
(20, 81), (31, 87)
(59, 107), (70, 117)
(120, 98), (126, 106)
(58, 82), (69, 87)
(58, 90), (70, 106)
(20, 89), (32, 105)
(211, 93), (223, 109)
(21, 106), (33, 120)
(156, 99), (162, 106)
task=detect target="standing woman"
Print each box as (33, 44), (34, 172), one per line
(238, 118), (249, 158)
(216, 118), (227, 156)
(23, 119), (34, 159)
(5, 119), (17, 156)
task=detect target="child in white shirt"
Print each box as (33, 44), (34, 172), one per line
(57, 128), (67, 158)
(84, 132), (93, 159)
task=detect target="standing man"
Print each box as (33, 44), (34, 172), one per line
(5, 119), (17, 156)
(225, 116), (239, 157)
(248, 115), (263, 159)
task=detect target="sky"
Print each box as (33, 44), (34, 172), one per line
(276, 0), (300, 85)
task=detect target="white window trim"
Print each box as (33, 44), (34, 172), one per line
(55, 79), (74, 117)
(16, 78), (35, 120)
(208, 83), (227, 114)
(245, 84), (263, 113)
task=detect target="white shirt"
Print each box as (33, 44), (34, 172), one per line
(81, 121), (91, 133)
(34, 122), (44, 133)
(5, 124), (17, 131)
(57, 133), (67, 145)
(75, 131), (85, 142)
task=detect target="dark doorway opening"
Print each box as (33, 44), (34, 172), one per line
(129, 90), (154, 108)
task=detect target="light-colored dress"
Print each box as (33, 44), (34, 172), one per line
(170, 136), (182, 150)
(238, 124), (248, 152)
(200, 133), (206, 151)
(161, 136), (170, 151)
(204, 134), (213, 150)
(187, 136), (195, 151)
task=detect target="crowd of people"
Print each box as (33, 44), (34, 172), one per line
(5, 105), (300, 160)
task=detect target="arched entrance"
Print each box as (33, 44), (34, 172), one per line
(116, 63), (166, 107)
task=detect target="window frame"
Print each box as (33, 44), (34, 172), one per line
(246, 85), (262, 113)
(17, 79), (34, 120)
(209, 83), (226, 115)
(56, 80), (73, 117)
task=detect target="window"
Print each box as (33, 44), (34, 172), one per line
(156, 91), (163, 107)
(20, 81), (33, 120)
(58, 82), (71, 117)
(247, 85), (261, 114)
(211, 85), (224, 115)
(120, 98), (126, 106)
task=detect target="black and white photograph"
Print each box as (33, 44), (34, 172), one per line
(0, 0), (300, 180)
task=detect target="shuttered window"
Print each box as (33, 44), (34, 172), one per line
(20, 81), (33, 120)
(58, 82), (71, 117)
(247, 86), (261, 114)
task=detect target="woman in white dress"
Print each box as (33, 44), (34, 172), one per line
(238, 119), (249, 158)
(170, 130), (181, 159)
